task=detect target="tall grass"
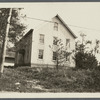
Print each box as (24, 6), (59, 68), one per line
(0, 67), (100, 92)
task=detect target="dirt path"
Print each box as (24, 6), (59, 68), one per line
(9, 79), (51, 93)
(26, 79), (50, 92)
(0, 79), (50, 93)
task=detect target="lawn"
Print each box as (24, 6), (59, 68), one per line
(0, 67), (100, 92)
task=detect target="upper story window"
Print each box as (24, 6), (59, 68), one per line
(54, 22), (58, 31)
(53, 37), (57, 45)
(38, 49), (44, 59)
(66, 56), (70, 61)
(39, 34), (44, 43)
(53, 51), (57, 60)
(66, 39), (70, 48)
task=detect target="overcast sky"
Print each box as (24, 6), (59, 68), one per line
(1, 3), (100, 61)
(18, 2), (100, 42)
(1, 2), (100, 42)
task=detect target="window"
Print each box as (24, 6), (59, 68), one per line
(53, 52), (57, 60)
(53, 37), (57, 45)
(66, 56), (70, 61)
(54, 22), (58, 31)
(38, 49), (44, 59)
(39, 34), (44, 43)
(66, 39), (70, 47)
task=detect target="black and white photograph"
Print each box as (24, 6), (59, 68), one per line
(0, 2), (100, 97)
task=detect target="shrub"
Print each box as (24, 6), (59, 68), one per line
(75, 52), (98, 69)
(2, 67), (100, 92)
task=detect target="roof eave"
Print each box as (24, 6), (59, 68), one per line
(15, 29), (34, 46)
(55, 14), (77, 39)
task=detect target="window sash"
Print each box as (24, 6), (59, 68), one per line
(53, 37), (57, 45)
(38, 50), (44, 59)
(66, 39), (70, 47)
(39, 34), (44, 43)
(53, 52), (57, 60)
(66, 56), (70, 61)
(54, 22), (58, 31)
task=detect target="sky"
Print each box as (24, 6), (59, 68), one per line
(18, 2), (100, 43)
(1, 2), (100, 61)
(17, 2), (100, 61)
(1, 2), (100, 42)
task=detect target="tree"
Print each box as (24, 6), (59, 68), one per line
(0, 8), (26, 73)
(74, 40), (98, 69)
(0, 8), (26, 49)
(49, 38), (71, 71)
(94, 39), (100, 55)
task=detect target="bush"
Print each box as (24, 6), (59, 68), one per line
(2, 67), (100, 92)
(32, 68), (100, 92)
(75, 52), (98, 69)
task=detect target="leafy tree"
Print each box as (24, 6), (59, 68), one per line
(0, 8), (26, 49)
(49, 38), (71, 71)
(75, 51), (98, 69)
(74, 40), (98, 69)
(94, 39), (100, 54)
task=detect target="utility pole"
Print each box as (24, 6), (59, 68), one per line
(0, 8), (12, 74)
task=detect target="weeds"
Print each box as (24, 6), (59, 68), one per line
(0, 67), (100, 92)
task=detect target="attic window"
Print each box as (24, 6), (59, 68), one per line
(54, 22), (58, 31)
(39, 34), (44, 43)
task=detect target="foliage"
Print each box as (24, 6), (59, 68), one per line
(94, 39), (100, 54)
(33, 68), (100, 92)
(1, 67), (100, 92)
(3, 67), (100, 92)
(75, 51), (98, 69)
(0, 8), (26, 48)
(49, 38), (71, 70)
(74, 41), (98, 69)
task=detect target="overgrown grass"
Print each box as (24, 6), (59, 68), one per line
(0, 67), (100, 92)
(29, 68), (100, 92)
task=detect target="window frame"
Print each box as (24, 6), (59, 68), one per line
(53, 37), (58, 45)
(38, 49), (44, 59)
(53, 51), (57, 61)
(54, 22), (58, 31)
(66, 56), (70, 62)
(39, 34), (44, 44)
(66, 39), (70, 47)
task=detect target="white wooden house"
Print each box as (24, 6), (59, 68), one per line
(15, 14), (77, 68)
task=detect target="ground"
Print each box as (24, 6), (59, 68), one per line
(0, 68), (49, 92)
(0, 67), (100, 92)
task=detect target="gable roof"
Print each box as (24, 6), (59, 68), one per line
(55, 14), (77, 39)
(16, 29), (33, 46)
